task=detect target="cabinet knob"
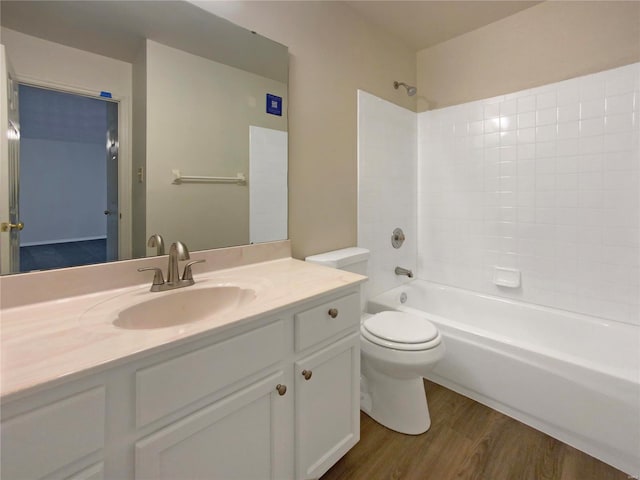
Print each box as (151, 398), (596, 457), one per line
(276, 384), (287, 396)
(328, 308), (338, 319)
(302, 370), (313, 380)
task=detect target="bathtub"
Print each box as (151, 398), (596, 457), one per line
(368, 280), (640, 477)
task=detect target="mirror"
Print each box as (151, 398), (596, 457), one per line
(0, 0), (288, 275)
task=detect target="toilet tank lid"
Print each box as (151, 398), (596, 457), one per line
(305, 247), (370, 268)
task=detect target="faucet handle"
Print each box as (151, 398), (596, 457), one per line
(182, 259), (205, 281)
(138, 267), (165, 287)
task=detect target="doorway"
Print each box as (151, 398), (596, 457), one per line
(18, 84), (119, 272)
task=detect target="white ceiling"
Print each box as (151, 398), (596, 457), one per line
(345, 1), (543, 51)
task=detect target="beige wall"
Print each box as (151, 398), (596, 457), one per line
(416, 1), (640, 111)
(193, 1), (417, 259)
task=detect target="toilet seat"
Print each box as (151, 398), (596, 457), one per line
(361, 311), (441, 351)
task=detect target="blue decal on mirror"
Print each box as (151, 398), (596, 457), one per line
(266, 94), (282, 116)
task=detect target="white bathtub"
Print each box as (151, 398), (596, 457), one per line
(368, 280), (640, 477)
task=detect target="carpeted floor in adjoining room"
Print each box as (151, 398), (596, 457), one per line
(20, 239), (107, 272)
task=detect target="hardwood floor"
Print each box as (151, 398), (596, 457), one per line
(321, 380), (630, 480)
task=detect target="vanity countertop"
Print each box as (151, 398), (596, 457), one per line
(0, 258), (365, 401)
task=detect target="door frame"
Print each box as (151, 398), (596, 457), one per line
(13, 74), (132, 261)
(0, 44), (21, 274)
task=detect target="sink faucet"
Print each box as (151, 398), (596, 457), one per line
(167, 241), (190, 284)
(395, 266), (414, 278)
(138, 241), (205, 291)
(147, 233), (165, 256)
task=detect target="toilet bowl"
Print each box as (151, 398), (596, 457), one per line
(360, 311), (444, 434)
(305, 247), (445, 435)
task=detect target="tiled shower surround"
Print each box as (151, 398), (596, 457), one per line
(358, 90), (417, 298)
(358, 63), (639, 325)
(419, 63), (639, 324)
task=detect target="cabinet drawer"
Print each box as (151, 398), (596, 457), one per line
(136, 320), (286, 427)
(1, 387), (105, 480)
(295, 292), (360, 351)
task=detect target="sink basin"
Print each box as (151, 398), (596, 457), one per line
(111, 286), (257, 330)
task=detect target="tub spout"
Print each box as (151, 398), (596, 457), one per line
(395, 266), (413, 278)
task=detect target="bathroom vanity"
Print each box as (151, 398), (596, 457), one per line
(0, 242), (365, 479)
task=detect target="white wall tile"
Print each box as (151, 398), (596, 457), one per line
(557, 139), (580, 157)
(536, 107), (558, 126)
(581, 99), (605, 119)
(558, 103), (581, 123)
(517, 95), (536, 113)
(416, 63), (640, 325)
(580, 74), (606, 100)
(536, 125), (557, 142)
(558, 85), (581, 106)
(606, 92), (635, 114)
(605, 113), (635, 134)
(580, 117), (604, 136)
(558, 121), (579, 139)
(536, 91), (557, 110)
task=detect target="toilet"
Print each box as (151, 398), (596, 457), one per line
(306, 247), (445, 435)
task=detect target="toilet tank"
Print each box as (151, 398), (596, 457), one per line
(306, 247), (370, 311)
(305, 247), (369, 275)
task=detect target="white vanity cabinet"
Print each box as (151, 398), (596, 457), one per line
(0, 286), (361, 480)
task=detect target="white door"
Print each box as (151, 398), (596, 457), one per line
(295, 333), (361, 480)
(135, 370), (292, 480)
(0, 45), (21, 274)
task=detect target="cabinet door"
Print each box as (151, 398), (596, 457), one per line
(135, 370), (293, 480)
(1, 387), (105, 480)
(295, 333), (360, 480)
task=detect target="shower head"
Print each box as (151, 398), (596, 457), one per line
(394, 81), (417, 96)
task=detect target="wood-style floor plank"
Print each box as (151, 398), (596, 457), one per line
(321, 381), (629, 480)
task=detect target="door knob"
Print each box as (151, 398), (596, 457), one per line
(276, 384), (287, 396)
(1, 221), (24, 232)
(302, 370), (312, 380)
(328, 308), (338, 319)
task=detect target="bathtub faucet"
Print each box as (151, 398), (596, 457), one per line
(395, 266), (414, 278)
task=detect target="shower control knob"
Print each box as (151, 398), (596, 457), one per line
(276, 384), (287, 396)
(391, 227), (405, 249)
(302, 370), (312, 380)
(328, 308), (338, 319)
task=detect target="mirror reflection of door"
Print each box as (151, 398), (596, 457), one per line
(0, 44), (21, 274)
(18, 84), (118, 272)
